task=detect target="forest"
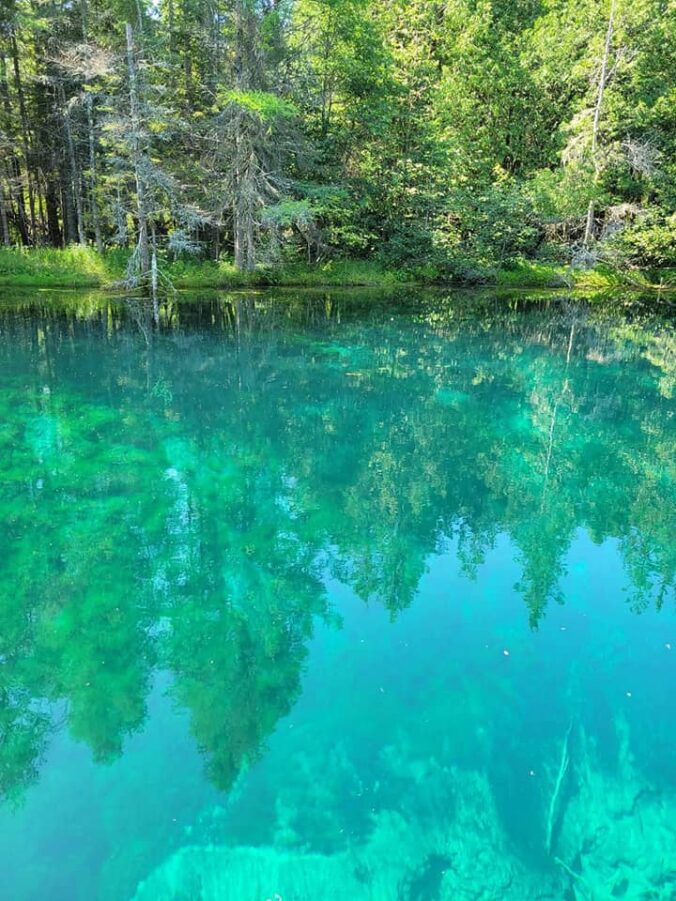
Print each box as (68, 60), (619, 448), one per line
(0, 0), (675, 286)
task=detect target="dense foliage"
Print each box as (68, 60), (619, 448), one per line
(0, 0), (674, 280)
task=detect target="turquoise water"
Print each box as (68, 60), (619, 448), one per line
(0, 288), (674, 900)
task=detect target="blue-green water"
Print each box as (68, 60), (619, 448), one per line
(0, 289), (674, 900)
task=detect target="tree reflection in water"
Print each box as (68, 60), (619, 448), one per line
(0, 288), (673, 806)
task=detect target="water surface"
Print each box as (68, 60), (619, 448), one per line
(0, 288), (674, 900)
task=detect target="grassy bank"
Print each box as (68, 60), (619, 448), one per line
(0, 247), (407, 289)
(0, 246), (673, 293)
(493, 260), (676, 293)
(0, 246), (116, 287)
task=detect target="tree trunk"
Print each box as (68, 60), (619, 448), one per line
(231, 0), (260, 272)
(60, 84), (86, 245)
(233, 183), (256, 272)
(232, 117), (245, 269)
(10, 33), (37, 244)
(0, 181), (10, 245)
(36, 173), (48, 239)
(81, 0), (102, 253)
(233, 197), (244, 269)
(1, 53), (29, 244)
(151, 223), (159, 320)
(85, 93), (103, 252)
(45, 174), (62, 247)
(584, 0), (616, 248)
(168, 0), (176, 53)
(61, 161), (77, 243)
(80, 0), (89, 38)
(126, 22), (150, 276)
(245, 199), (255, 270)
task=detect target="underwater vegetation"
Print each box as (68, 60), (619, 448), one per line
(133, 718), (676, 901)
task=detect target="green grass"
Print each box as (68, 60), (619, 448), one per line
(0, 247), (673, 293)
(164, 258), (414, 288)
(0, 249), (417, 290)
(571, 263), (676, 292)
(162, 258), (261, 288)
(495, 261), (573, 289)
(274, 260), (411, 287)
(496, 260), (676, 292)
(0, 245), (120, 287)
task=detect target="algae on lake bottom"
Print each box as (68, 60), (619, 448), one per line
(134, 718), (676, 901)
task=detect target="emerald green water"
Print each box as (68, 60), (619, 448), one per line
(0, 289), (674, 900)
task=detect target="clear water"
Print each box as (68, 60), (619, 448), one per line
(0, 288), (674, 901)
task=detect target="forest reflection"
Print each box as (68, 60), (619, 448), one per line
(0, 289), (673, 806)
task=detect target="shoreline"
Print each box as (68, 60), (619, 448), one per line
(0, 248), (673, 294)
